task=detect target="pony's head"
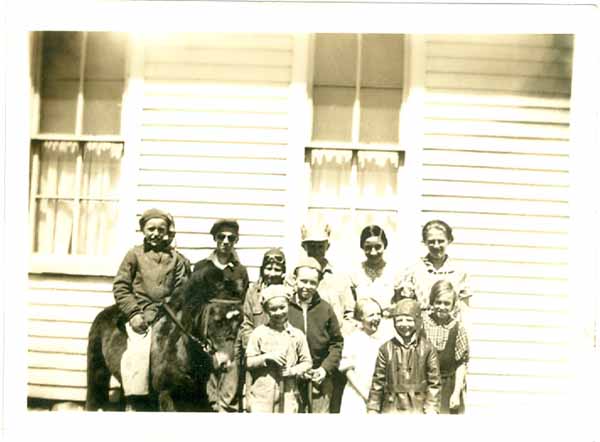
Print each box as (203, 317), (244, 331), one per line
(195, 300), (242, 370)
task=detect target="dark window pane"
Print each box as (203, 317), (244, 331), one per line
(83, 33), (125, 134)
(39, 80), (79, 133)
(39, 32), (82, 133)
(361, 34), (404, 88)
(312, 86), (354, 142)
(314, 34), (357, 87)
(85, 32), (126, 80)
(359, 88), (403, 144)
(41, 32), (82, 80)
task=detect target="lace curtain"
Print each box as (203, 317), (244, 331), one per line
(308, 149), (400, 267)
(33, 140), (123, 255)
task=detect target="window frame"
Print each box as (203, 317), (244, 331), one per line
(28, 31), (138, 276)
(304, 33), (407, 233)
(309, 33), (405, 151)
(299, 33), (426, 261)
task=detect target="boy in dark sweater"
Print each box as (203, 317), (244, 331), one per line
(287, 257), (344, 413)
(187, 219), (249, 412)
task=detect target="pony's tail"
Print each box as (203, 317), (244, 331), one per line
(85, 316), (111, 411)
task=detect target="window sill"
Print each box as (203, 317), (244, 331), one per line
(307, 141), (405, 152)
(31, 134), (124, 143)
(29, 254), (119, 277)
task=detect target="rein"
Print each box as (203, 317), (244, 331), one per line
(159, 301), (215, 354)
(159, 298), (241, 356)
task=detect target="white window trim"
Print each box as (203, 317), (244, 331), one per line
(395, 34), (426, 258)
(285, 33), (312, 267)
(29, 32), (142, 277)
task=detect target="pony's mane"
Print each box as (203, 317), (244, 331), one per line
(167, 279), (207, 329)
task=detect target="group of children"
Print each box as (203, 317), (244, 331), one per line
(113, 208), (470, 414)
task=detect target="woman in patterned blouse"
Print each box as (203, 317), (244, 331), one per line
(422, 280), (469, 414)
(393, 219), (471, 322)
(349, 225), (402, 339)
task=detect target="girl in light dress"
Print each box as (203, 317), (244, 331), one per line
(339, 298), (387, 414)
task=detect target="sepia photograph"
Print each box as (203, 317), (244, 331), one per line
(2, 1), (600, 440)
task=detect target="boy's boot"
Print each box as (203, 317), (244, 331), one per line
(125, 395), (147, 412)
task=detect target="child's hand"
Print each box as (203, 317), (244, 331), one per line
(265, 350), (287, 367)
(311, 367), (327, 385)
(130, 314), (148, 334)
(213, 351), (232, 370)
(449, 392), (461, 410)
(281, 367), (294, 377)
(301, 369), (314, 381)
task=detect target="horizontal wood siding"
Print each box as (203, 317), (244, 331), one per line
(422, 34), (574, 413)
(139, 33), (293, 279)
(27, 275), (117, 401)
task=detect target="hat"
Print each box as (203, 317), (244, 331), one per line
(260, 284), (290, 307)
(300, 223), (331, 242)
(389, 298), (421, 320)
(294, 256), (322, 274)
(139, 208), (172, 231)
(210, 219), (240, 237)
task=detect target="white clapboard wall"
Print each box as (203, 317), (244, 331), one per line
(27, 33), (294, 402)
(421, 34), (574, 413)
(27, 274), (118, 401)
(139, 33), (294, 280)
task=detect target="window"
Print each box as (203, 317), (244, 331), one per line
(29, 32), (127, 271)
(306, 34), (406, 266)
(312, 34), (404, 144)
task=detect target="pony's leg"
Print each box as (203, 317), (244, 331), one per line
(158, 390), (177, 411)
(86, 327), (111, 411)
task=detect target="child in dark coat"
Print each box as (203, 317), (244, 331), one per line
(367, 298), (441, 414)
(113, 208), (189, 410)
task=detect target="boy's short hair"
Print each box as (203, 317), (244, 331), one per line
(210, 219), (240, 238)
(354, 297), (383, 321)
(293, 257), (322, 279)
(429, 280), (458, 308)
(139, 208), (173, 231)
(260, 284), (290, 307)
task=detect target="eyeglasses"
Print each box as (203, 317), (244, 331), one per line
(264, 254), (285, 265)
(216, 233), (238, 242)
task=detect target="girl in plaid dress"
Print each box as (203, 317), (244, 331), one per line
(422, 280), (469, 414)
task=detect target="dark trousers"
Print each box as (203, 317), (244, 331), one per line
(329, 369), (346, 413)
(298, 376), (333, 413)
(207, 363), (240, 412)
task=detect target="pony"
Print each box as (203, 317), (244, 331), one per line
(85, 267), (243, 412)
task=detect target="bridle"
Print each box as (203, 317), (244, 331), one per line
(159, 298), (241, 356)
